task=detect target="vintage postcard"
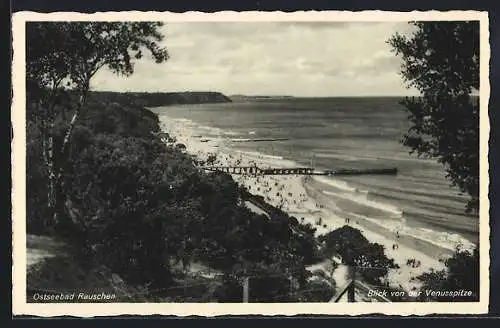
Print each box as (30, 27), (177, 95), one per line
(12, 10), (490, 316)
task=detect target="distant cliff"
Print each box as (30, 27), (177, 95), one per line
(230, 95), (295, 102)
(89, 91), (232, 107)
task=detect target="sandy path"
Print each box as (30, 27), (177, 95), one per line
(26, 234), (68, 270)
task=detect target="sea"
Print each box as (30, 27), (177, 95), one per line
(150, 97), (479, 246)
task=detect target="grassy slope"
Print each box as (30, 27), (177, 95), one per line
(26, 234), (148, 302)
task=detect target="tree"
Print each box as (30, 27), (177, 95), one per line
(318, 225), (398, 285)
(26, 22), (169, 229)
(412, 247), (479, 301)
(318, 225), (368, 260)
(355, 242), (398, 285)
(388, 21), (480, 213)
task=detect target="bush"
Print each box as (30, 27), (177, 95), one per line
(65, 134), (189, 287)
(412, 247), (479, 301)
(26, 121), (50, 233)
(295, 279), (335, 302)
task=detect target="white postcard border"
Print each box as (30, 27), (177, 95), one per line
(11, 10), (491, 316)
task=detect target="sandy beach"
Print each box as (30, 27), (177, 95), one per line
(157, 115), (475, 293)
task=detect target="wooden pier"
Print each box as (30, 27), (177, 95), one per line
(202, 166), (315, 175)
(201, 166), (397, 176)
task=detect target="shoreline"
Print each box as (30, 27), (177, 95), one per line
(156, 112), (476, 292)
(301, 176), (456, 260)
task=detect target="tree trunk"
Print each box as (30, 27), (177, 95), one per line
(60, 99), (83, 156)
(52, 88), (88, 230)
(46, 124), (57, 228)
(35, 95), (59, 230)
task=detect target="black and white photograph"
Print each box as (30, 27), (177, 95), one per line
(12, 11), (490, 316)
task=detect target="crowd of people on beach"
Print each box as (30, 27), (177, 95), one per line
(175, 138), (407, 251)
(221, 153), (407, 252)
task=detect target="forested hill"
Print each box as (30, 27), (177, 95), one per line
(230, 95), (295, 102)
(89, 91), (232, 107)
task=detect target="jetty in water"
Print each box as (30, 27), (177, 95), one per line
(230, 137), (290, 143)
(202, 166), (398, 176)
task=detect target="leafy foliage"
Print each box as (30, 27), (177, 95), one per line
(388, 21), (480, 212)
(27, 22), (169, 92)
(296, 279), (336, 302)
(26, 121), (50, 233)
(318, 225), (398, 285)
(412, 247), (479, 301)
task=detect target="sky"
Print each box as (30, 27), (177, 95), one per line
(91, 21), (419, 97)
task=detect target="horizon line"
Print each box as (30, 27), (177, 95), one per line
(89, 89), (421, 98)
